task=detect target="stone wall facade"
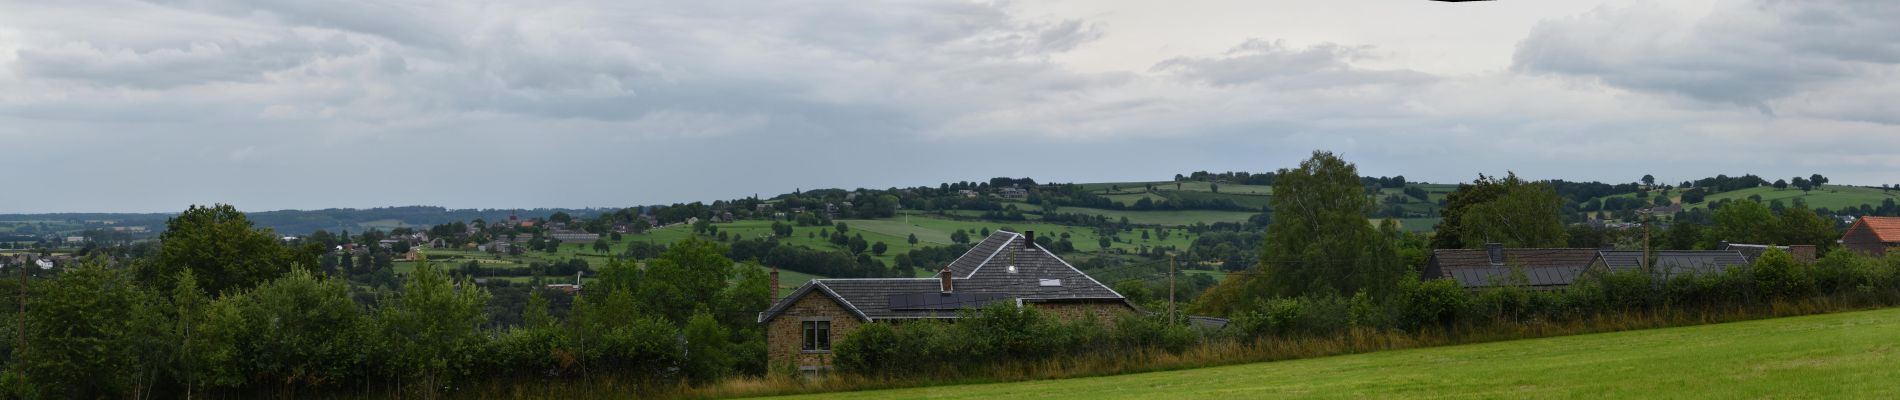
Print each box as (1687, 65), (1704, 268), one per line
(766, 294), (862, 372)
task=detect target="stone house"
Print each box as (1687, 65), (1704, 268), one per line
(756, 230), (1137, 372)
(1840, 216), (1900, 257)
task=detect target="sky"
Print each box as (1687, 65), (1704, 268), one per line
(2, 0), (1897, 213)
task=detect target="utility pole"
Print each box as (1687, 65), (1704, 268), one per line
(1168, 253), (1176, 325)
(1643, 211), (1652, 274)
(16, 256), (27, 374)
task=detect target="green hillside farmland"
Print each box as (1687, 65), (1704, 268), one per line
(759, 307), (1900, 399)
(1690, 185), (1900, 211)
(1045, 206), (1258, 226)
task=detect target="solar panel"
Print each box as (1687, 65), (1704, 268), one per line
(887, 293), (1012, 310)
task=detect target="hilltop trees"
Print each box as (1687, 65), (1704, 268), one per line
(143, 204), (310, 296)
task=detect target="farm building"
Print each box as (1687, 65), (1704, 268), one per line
(1590, 250), (1752, 279)
(548, 231), (600, 242)
(758, 230), (1137, 372)
(1422, 244), (1599, 291)
(1839, 216), (1900, 257)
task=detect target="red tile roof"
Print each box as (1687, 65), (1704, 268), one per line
(1857, 216), (1900, 242)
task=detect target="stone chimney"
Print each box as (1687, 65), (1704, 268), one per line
(1024, 230), (1037, 249)
(939, 265), (954, 293)
(770, 265), (781, 299)
(1485, 243), (1504, 265)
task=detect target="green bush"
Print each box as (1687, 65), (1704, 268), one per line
(1395, 277), (1468, 330)
(833, 323), (905, 376)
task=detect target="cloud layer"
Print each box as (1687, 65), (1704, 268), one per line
(1, 0), (1895, 212)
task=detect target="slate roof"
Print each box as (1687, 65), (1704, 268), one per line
(1596, 250), (1751, 277)
(1721, 243), (1816, 264)
(759, 231), (1130, 322)
(1424, 248), (1599, 290)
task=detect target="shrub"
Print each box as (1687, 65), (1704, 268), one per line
(833, 323), (905, 376)
(1395, 277), (1467, 331)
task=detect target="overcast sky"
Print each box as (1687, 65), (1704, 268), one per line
(3, 0), (1897, 213)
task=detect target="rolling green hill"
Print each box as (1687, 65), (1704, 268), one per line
(758, 307), (1900, 399)
(1688, 185), (1900, 211)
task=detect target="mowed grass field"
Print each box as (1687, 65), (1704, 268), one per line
(757, 307), (1900, 399)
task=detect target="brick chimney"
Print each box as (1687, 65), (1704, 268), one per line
(770, 265), (780, 299)
(939, 265), (954, 293)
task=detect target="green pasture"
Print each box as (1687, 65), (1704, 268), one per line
(761, 306), (1900, 399)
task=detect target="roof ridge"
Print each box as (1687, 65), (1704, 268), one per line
(962, 232), (1019, 279)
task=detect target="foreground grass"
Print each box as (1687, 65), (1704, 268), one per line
(756, 307), (1900, 399)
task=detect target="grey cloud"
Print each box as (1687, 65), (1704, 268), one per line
(4, 0), (1112, 134)
(1513, 1), (1900, 110)
(1152, 39), (1435, 89)
(15, 32), (369, 89)
(4, 0), (1899, 213)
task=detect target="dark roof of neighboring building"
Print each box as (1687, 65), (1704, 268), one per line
(1596, 250), (1750, 276)
(1720, 243), (1817, 263)
(759, 231), (1130, 323)
(1425, 247), (1599, 289)
(1847, 216), (1900, 242)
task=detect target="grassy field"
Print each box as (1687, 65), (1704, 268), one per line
(1386, 217), (1440, 233)
(758, 307), (1900, 399)
(1690, 185), (1900, 211)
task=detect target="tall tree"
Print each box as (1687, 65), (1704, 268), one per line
(1247, 151), (1402, 302)
(144, 204), (310, 296)
(18, 260), (167, 398)
(378, 261), (491, 397)
(1776, 206), (1837, 252)
(1711, 199), (1778, 244)
(636, 238), (734, 325)
(1455, 174), (1569, 248)
(1432, 175), (1511, 249)
(221, 270), (362, 389)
